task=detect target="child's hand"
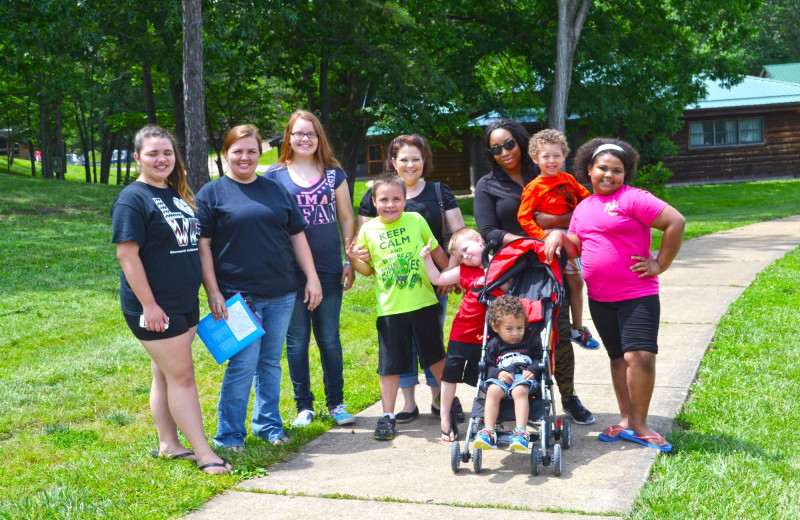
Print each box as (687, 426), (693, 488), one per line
(522, 369), (535, 380)
(543, 231), (562, 263)
(344, 237), (367, 263)
(498, 371), (513, 384)
(419, 238), (433, 259)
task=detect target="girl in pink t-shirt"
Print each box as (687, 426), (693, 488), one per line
(544, 138), (685, 452)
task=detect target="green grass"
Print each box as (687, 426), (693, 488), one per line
(0, 171), (799, 518)
(632, 247), (800, 520)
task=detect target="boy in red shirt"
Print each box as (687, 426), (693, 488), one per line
(517, 129), (599, 350)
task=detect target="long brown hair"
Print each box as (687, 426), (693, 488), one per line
(277, 110), (341, 169)
(133, 125), (195, 210)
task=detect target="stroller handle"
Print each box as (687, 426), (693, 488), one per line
(482, 239), (500, 268)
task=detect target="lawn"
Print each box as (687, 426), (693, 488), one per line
(0, 170), (799, 519)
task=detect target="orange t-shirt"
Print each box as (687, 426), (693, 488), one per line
(517, 171), (591, 239)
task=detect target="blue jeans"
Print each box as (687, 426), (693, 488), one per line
(286, 272), (345, 412)
(399, 294), (447, 389)
(214, 292), (295, 447)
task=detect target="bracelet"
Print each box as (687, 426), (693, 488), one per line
(344, 259), (351, 265)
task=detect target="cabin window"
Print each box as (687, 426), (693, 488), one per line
(367, 144), (384, 175)
(689, 118), (763, 148)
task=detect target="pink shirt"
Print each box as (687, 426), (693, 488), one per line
(569, 185), (667, 302)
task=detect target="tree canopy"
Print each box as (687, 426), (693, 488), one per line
(0, 0), (767, 190)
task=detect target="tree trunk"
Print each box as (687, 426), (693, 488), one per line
(38, 89), (52, 180)
(99, 125), (112, 184)
(55, 108), (64, 181)
(182, 0), (209, 192)
(549, 0), (592, 131)
(115, 132), (123, 185)
(125, 136), (133, 185)
(142, 58), (158, 124)
(74, 102), (92, 183)
(170, 75), (187, 161)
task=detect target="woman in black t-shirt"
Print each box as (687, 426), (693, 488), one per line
(111, 125), (231, 474)
(357, 134), (465, 424)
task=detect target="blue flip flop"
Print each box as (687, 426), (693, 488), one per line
(598, 426), (626, 442)
(620, 429), (672, 452)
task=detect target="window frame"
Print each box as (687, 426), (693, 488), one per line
(689, 117), (764, 149)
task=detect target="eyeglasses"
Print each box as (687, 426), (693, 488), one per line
(488, 138), (517, 156)
(291, 132), (318, 140)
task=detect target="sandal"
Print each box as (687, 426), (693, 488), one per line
(598, 425), (626, 442)
(150, 450), (196, 463)
(440, 409), (459, 442)
(198, 457), (232, 475)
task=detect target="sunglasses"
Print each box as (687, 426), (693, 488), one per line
(488, 138), (517, 156)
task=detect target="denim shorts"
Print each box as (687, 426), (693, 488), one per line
(482, 372), (537, 397)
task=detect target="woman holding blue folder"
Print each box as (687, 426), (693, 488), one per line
(196, 124), (322, 449)
(112, 125), (231, 474)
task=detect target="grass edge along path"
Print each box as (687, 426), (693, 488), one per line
(632, 246), (800, 520)
(0, 172), (799, 518)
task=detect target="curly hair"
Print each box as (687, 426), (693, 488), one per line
(480, 119), (538, 179)
(529, 128), (570, 160)
(572, 138), (640, 184)
(488, 294), (527, 329)
(385, 134), (434, 178)
(133, 125), (195, 210)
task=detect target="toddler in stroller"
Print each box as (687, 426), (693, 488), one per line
(451, 238), (571, 475)
(474, 294), (543, 452)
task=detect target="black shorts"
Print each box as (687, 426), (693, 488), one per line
(123, 308), (200, 342)
(377, 304), (445, 376)
(588, 295), (659, 360)
(441, 340), (482, 386)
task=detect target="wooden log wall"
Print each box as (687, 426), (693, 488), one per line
(663, 109), (800, 183)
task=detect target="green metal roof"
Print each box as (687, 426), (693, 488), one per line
(689, 76), (800, 110)
(760, 63), (800, 84)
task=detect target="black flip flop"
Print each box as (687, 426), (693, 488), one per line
(198, 457), (231, 474)
(151, 450), (196, 462)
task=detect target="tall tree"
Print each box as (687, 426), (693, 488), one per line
(550, 0), (592, 132)
(182, 0), (209, 190)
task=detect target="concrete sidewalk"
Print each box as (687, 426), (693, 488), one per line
(186, 216), (800, 520)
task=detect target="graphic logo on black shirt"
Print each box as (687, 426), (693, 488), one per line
(154, 197), (200, 247)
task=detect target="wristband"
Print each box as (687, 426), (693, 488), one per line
(344, 259), (351, 265)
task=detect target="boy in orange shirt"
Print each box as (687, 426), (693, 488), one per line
(517, 129), (599, 349)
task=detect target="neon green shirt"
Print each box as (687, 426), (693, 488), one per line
(358, 212), (439, 316)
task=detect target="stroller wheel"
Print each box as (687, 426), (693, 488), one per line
(450, 441), (461, 473)
(552, 443), (562, 476)
(531, 445), (541, 476)
(473, 447), (483, 474)
(561, 418), (572, 449)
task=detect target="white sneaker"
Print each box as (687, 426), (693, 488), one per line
(292, 409), (315, 427)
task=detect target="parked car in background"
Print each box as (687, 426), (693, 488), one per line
(66, 153), (83, 165)
(111, 150), (132, 164)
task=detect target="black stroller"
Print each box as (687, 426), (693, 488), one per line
(450, 238), (571, 476)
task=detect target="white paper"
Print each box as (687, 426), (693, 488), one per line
(226, 300), (258, 341)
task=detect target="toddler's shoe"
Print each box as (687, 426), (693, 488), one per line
(509, 427), (530, 451)
(374, 415), (396, 441)
(570, 325), (600, 350)
(292, 409), (314, 427)
(473, 428), (497, 450)
(329, 404), (355, 426)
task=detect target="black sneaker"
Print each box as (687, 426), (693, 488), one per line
(451, 396), (465, 423)
(562, 395), (595, 425)
(374, 415), (396, 440)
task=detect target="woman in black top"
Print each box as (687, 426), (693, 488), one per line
(357, 134), (465, 422)
(473, 119), (596, 426)
(112, 125), (231, 474)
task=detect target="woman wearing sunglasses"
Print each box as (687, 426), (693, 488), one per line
(473, 118), (596, 427)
